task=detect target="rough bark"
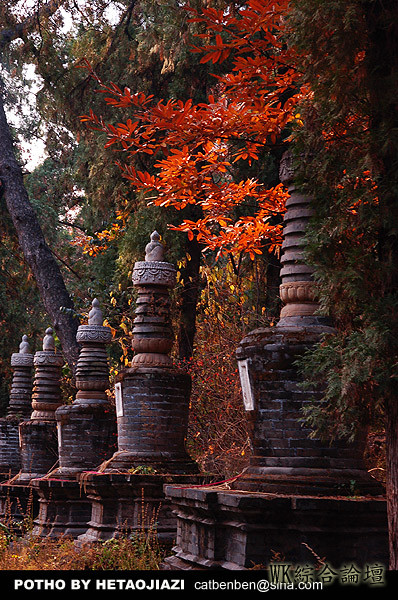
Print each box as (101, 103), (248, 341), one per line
(0, 83), (79, 371)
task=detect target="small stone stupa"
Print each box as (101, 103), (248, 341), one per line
(30, 300), (117, 539)
(17, 328), (64, 484)
(55, 298), (116, 477)
(0, 335), (33, 477)
(105, 231), (198, 474)
(75, 232), (203, 546)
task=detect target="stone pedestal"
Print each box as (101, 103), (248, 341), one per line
(0, 482), (38, 535)
(30, 477), (92, 539)
(162, 486), (388, 570)
(75, 472), (208, 547)
(0, 335), (33, 478)
(31, 300), (117, 538)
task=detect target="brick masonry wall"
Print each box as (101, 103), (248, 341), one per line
(56, 403), (117, 474)
(0, 418), (21, 474)
(19, 420), (59, 479)
(235, 325), (382, 495)
(237, 326), (368, 471)
(117, 370), (191, 455)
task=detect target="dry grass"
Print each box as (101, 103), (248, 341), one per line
(0, 487), (167, 571)
(0, 530), (166, 570)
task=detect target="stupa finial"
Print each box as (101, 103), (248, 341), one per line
(145, 231), (164, 262)
(43, 327), (55, 351)
(88, 298), (103, 325)
(19, 334), (31, 354)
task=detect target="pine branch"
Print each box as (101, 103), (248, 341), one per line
(0, 0), (67, 54)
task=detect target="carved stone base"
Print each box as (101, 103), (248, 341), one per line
(29, 477), (92, 539)
(131, 353), (173, 368)
(279, 302), (320, 318)
(162, 486), (389, 570)
(75, 472), (208, 547)
(279, 281), (319, 320)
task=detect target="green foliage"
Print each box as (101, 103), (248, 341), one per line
(287, 0), (398, 440)
(83, 536), (164, 571)
(299, 328), (388, 442)
(0, 195), (47, 414)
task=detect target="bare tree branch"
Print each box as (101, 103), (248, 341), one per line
(0, 0), (67, 53)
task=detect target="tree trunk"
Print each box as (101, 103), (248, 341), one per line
(0, 84), (79, 371)
(177, 235), (202, 362)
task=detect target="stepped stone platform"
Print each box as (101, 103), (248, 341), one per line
(75, 472), (209, 547)
(162, 485), (388, 570)
(0, 481), (38, 534)
(30, 476), (91, 538)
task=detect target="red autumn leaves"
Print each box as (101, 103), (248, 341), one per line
(81, 1), (307, 259)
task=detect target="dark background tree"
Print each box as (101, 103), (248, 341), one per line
(288, 0), (398, 568)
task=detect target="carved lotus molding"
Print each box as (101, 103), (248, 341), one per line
(132, 261), (176, 287)
(279, 281), (317, 304)
(33, 351), (64, 366)
(11, 353), (34, 367)
(76, 324), (112, 344)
